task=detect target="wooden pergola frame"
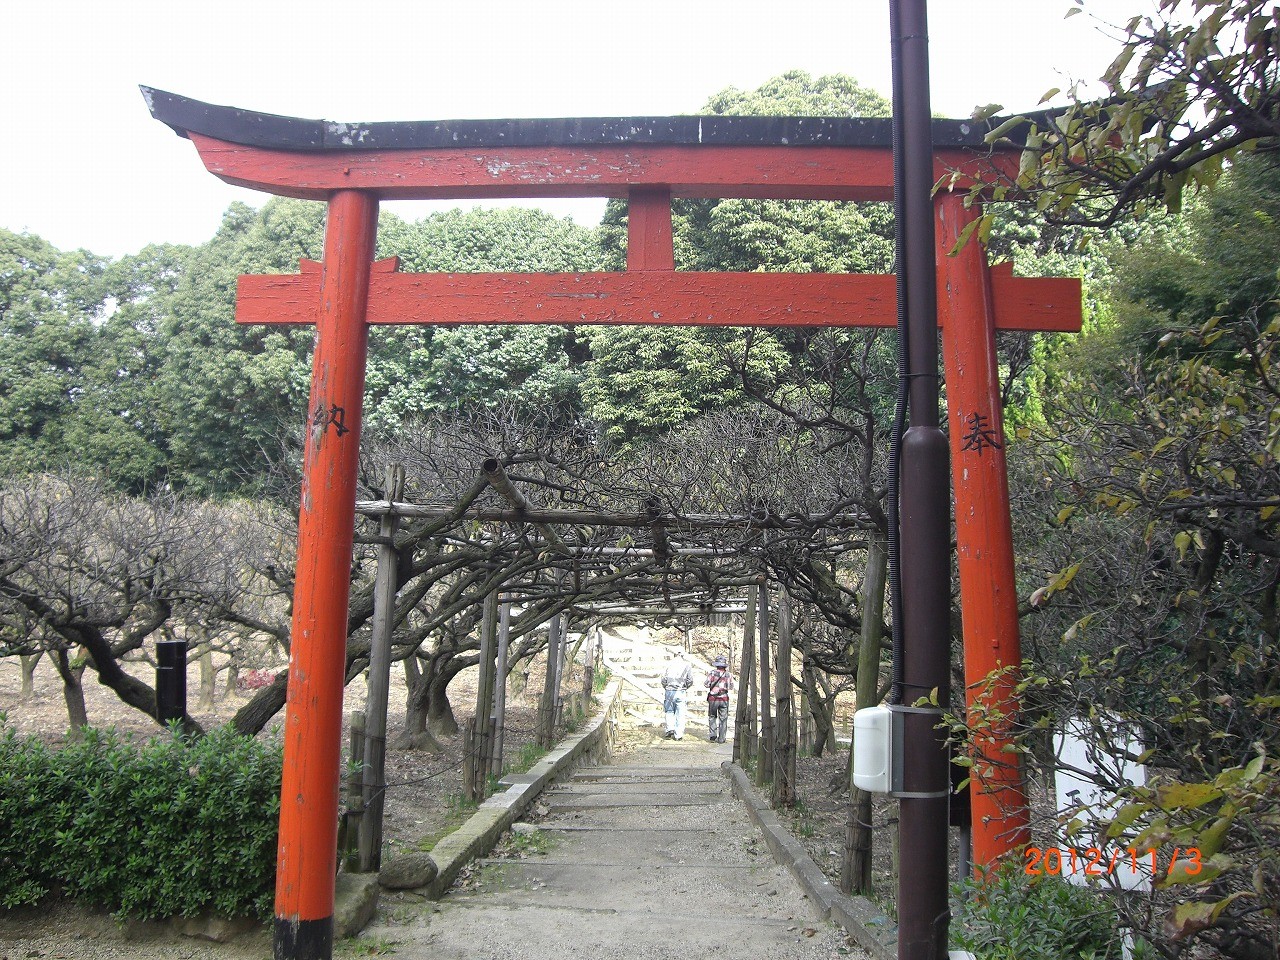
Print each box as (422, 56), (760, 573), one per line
(145, 86), (1080, 960)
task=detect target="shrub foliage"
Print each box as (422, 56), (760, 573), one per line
(0, 721), (280, 919)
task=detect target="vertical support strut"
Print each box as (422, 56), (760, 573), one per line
(274, 189), (378, 960)
(935, 191), (1030, 869)
(627, 186), (675, 271)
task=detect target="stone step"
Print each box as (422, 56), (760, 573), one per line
(544, 793), (726, 811)
(569, 773), (722, 785)
(576, 768), (727, 783)
(549, 781), (723, 796)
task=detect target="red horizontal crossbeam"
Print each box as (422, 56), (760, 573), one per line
(236, 261), (1080, 332)
(190, 133), (1016, 203)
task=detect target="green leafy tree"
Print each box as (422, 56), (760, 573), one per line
(0, 231), (107, 478)
(1001, 0), (1280, 227)
(365, 206), (603, 426)
(146, 200), (324, 493)
(1002, 155), (1280, 960)
(583, 71), (895, 447)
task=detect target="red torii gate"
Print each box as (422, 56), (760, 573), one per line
(145, 87), (1079, 958)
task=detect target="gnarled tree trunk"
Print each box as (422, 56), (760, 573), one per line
(19, 652), (42, 699)
(197, 642), (216, 710)
(53, 648), (88, 735)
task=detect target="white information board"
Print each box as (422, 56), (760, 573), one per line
(1052, 715), (1151, 892)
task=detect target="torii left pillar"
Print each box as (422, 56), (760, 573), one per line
(274, 190), (377, 959)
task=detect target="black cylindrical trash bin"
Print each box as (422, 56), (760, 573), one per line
(156, 639), (188, 724)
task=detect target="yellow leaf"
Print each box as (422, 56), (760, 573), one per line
(1159, 853), (1231, 888)
(1052, 562), (1081, 592)
(1157, 782), (1223, 810)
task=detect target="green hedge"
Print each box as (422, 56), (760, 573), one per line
(952, 861), (1126, 960)
(0, 721), (280, 920)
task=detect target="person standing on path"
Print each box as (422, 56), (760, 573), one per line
(660, 648), (693, 739)
(706, 655), (732, 743)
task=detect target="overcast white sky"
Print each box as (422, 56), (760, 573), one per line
(2, 0), (1144, 258)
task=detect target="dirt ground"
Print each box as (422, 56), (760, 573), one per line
(0, 647), (889, 956)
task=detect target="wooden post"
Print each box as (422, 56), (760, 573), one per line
(344, 712), (366, 875)
(935, 191), (1031, 869)
(359, 463), (404, 873)
(539, 614), (563, 748)
(773, 595), (796, 808)
(472, 591), (499, 797)
(798, 692), (811, 754)
(756, 583), (774, 788)
(490, 600), (511, 778)
(553, 619), (572, 728)
(580, 624), (597, 705)
(461, 721), (477, 802)
(734, 586), (757, 766)
(274, 189), (377, 960)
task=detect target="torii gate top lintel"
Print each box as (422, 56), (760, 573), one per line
(142, 85), (1027, 202)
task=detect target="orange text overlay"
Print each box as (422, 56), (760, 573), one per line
(1025, 846), (1203, 879)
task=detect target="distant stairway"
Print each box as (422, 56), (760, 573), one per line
(598, 626), (710, 734)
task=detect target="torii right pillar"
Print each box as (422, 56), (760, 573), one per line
(935, 190), (1033, 869)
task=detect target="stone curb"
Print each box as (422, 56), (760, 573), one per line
(418, 680), (623, 900)
(724, 762), (897, 960)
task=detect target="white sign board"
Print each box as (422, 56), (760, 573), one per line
(1052, 715), (1151, 892)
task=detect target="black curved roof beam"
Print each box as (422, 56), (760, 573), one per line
(139, 86), (1025, 202)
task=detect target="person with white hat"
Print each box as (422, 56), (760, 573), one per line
(660, 648), (693, 739)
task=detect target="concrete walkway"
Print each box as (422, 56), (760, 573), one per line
(365, 735), (868, 960)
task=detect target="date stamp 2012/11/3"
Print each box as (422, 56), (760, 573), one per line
(1025, 846), (1203, 878)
